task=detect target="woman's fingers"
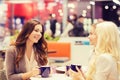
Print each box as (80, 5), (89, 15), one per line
(76, 66), (86, 80)
(31, 69), (40, 77)
(76, 66), (81, 73)
(68, 67), (85, 80)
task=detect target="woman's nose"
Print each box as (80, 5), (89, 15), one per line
(36, 32), (41, 36)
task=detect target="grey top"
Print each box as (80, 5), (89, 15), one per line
(5, 46), (28, 80)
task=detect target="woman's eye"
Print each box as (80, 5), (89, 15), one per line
(35, 29), (42, 33)
(34, 29), (39, 32)
(34, 29), (42, 34)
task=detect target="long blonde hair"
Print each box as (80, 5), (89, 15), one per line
(86, 21), (120, 80)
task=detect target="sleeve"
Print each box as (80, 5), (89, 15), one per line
(94, 54), (112, 80)
(5, 46), (23, 80)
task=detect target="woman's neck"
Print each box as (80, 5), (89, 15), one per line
(26, 39), (34, 54)
(26, 39), (33, 49)
(25, 39), (34, 60)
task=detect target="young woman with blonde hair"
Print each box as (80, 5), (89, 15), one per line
(69, 21), (120, 80)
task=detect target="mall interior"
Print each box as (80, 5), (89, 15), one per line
(0, 0), (120, 79)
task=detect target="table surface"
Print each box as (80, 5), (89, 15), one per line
(30, 73), (72, 80)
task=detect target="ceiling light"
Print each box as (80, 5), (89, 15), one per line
(113, 0), (120, 5)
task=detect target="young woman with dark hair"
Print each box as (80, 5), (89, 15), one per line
(5, 19), (48, 80)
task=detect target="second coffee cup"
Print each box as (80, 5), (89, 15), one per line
(71, 64), (81, 72)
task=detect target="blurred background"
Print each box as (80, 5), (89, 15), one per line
(0, 0), (120, 36)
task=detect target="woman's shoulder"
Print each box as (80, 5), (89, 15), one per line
(98, 54), (113, 59)
(97, 53), (115, 64)
(95, 53), (117, 75)
(6, 46), (16, 51)
(6, 46), (17, 54)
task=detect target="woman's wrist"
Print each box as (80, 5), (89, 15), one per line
(21, 71), (32, 80)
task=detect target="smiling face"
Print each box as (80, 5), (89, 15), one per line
(28, 24), (43, 44)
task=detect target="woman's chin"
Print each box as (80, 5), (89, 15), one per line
(34, 40), (39, 43)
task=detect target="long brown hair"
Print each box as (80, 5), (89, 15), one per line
(13, 19), (48, 68)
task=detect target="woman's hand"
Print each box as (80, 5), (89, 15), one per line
(68, 66), (85, 80)
(31, 68), (40, 76)
(22, 67), (40, 80)
(30, 66), (40, 77)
